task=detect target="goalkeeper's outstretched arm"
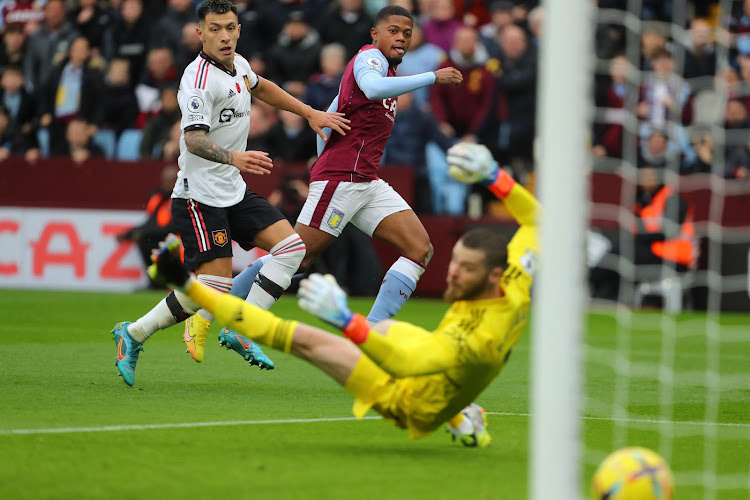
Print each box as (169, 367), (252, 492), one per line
(446, 143), (540, 227)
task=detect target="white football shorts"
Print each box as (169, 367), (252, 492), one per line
(296, 179), (411, 237)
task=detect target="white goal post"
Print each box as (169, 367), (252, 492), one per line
(531, 0), (592, 498)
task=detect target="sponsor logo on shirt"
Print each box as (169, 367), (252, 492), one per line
(228, 88), (235, 98)
(326, 209), (345, 229)
(218, 108), (250, 123)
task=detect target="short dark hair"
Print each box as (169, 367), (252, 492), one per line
(198, 0), (238, 22)
(459, 227), (508, 270)
(374, 5), (413, 27)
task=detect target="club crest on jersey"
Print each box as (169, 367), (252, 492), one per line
(243, 75), (251, 92)
(366, 57), (382, 69)
(188, 96), (204, 112)
(212, 229), (228, 247)
(326, 209), (345, 229)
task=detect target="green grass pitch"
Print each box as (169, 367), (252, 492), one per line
(1, 289), (748, 499)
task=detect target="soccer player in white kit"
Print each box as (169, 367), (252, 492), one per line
(227, 6), (463, 330)
(110, 0), (350, 386)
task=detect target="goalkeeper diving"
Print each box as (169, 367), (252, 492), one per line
(148, 143), (539, 447)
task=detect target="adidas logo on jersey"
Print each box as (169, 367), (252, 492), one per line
(228, 88), (236, 98)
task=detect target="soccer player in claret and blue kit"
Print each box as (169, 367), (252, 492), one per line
(227, 5), (464, 329)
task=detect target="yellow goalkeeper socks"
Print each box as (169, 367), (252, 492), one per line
(185, 279), (297, 352)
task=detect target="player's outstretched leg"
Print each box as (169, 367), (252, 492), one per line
(218, 328), (275, 370)
(446, 403), (492, 448)
(111, 321), (144, 387)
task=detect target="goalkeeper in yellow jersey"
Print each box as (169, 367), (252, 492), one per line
(144, 143), (539, 447)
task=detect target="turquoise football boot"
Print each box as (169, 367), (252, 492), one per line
(111, 321), (143, 386)
(218, 328), (274, 370)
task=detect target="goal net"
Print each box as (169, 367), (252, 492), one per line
(534, 0), (750, 498)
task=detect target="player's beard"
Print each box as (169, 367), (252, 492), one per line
(443, 272), (490, 302)
(387, 55), (403, 67)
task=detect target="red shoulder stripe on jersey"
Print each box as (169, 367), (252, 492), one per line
(309, 181), (340, 229)
(194, 59), (209, 89)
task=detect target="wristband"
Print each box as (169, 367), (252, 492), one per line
(487, 168), (515, 199)
(342, 313), (370, 344)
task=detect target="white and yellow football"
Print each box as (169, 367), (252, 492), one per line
(592, 447), (674, 500)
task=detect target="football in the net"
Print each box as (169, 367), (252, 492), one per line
(591, 446), (674, 500)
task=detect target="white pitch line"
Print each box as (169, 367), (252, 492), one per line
(2, 412), (748, 436)
(0, 416), (380, 436)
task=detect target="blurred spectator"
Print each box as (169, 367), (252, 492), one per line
(317, 0), (374, 60)
(135, 47), (178, 128)
(95, 58), (139, 138)
(139, 86), (179, 158)
(639, 21), (668, 71)
(150, 0), (197, 60)
(67, 0), (113, 56)
(479, 0), (513, 56)
(397, 23), (445, 110)
(175, 21), (201, 73)
(456, 0), (491, 28)
(638, 127), (683, 170)
(724, 98), (750, 129)
(0, 0), (45, 35)
(494, 24), (537, 173)
(38, 36), (103, 155)
(592, 55), (631, 158)
(0, 105), (39, 162)
(641, 0), (673, 22)
(726, 134), (750, 179)
(526, 5), (544, 46)
(265, 11), (322, 98)
(256, 0), (312, 46)
(637, 48), (692, 132)
(682, 18), (717, 83)
(682, 125), (714, 174)
(423, 0), (463, 52)
(117, 164), (179, 288)
(23, 0), (77, 94)
(0, 23), (27, 70)
(382, 91), (457, 214)
(729, 0), (750, 57)
(235, 0), (265, 60)
(245, 102), (274, 152)
(0, 64), (38, 154)
(304, 43), (346, 112)
(430, 26), (494, 143)
(589, 166), (696, 300)
(102, 0), (151, 84)
(60, 117), (104, 163)
(265, 109), (318, 164)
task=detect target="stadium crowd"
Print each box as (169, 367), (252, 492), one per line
(0, 0), (748, 216)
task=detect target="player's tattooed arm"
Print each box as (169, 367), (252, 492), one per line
(184, 130), (233, 165)
(185, 129), (273, 174)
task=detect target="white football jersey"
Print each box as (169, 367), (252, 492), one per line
(172, 51), (259, 207)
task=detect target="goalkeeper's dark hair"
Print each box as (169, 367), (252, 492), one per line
(460, 227), (508, 270)
(198, 0), (237, 21)
(374, 5), (413, 27)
